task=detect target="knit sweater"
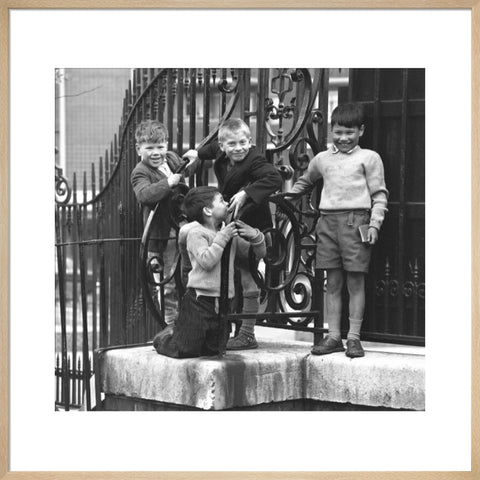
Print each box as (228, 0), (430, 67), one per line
(185, 223), (266, 298)
(290, 146), (389, 230)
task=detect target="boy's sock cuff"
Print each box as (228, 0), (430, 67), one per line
(347, 317), (363, 340)
(326, 332), (342, 341)
(239, 319), (256, 336)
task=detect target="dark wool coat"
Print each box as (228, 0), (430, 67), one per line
(198, 142), (282, 231)
(130, 151), (187, 252)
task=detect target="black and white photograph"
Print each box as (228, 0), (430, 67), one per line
(54, 67), (425, 412)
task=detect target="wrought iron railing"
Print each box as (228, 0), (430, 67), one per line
(55, 68), (425, 410)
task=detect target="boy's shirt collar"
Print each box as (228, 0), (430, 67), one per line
(331, 144), (360, 155)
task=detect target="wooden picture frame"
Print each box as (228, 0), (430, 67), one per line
(1, 2), (477, 479)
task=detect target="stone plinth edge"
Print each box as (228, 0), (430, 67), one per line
(98, 339), (425, 411)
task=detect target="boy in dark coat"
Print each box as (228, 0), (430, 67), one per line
(130, 120), (196, 325)
(185, 118), (282, 349)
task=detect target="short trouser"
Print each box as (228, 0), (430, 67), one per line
(315, 210), (372, 273)
(154, 288), (230, 358)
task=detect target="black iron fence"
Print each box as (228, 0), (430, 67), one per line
(55, 68), (425, 410)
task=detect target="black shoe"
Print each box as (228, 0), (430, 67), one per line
(152, 324), (174, 350)
(346, 339), (365, 358)
(226, 333), (258, 350)
(311, 336), (345, 355)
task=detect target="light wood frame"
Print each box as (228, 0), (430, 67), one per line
(1, 2), (477, 479)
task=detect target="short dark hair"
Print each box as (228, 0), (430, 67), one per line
(183, 186), (220, 223)
(330, 103), (365, 129)
(135, 120), (168, 144)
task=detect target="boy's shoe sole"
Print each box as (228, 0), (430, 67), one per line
(346, 339), (365, 358)
(152, 324), (174, 350)
(226, 334), (258, 350)
(311, 336), (345, 355)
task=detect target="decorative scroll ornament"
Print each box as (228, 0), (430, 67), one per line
(217, 68), (240, 94)
(55, 164), (72, 205)
(376, 257), (425, 300)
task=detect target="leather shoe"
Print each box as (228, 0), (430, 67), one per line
(346, 339), (365, 358)
(311, 336), (345, 355)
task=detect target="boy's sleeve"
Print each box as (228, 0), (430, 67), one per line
(236, 230), (266, 261)
(197, 142), (222, 161)
(187, 229), (231, 271)
(289, 154), (322, 196)
(243, 154), (282, 204)
(249, 230), (266, 259)
(130, 167), (171, 207)
(365, 152), (389, 230)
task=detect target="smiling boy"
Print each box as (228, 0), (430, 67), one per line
(289, 103), (388, 358)
(130, 120), (195, 326)
(184, 119), (282, 349)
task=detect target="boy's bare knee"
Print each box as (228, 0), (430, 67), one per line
(346, 272), (365, 294)
(326, 269), (344, 293)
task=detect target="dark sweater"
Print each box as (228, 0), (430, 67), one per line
(198, 142), (282, 231)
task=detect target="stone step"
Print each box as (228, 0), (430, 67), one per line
(97, 338), (425, 411)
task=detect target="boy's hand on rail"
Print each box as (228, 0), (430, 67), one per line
(182, 149), (198, 163)
(234, 220), (259, 241)
(228, 190), (248, 218)
(167, 174), (182, 187)
(220, 221), (239, 241)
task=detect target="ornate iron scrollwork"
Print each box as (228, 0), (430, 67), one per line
(139, 184), (189, 327)
(376, 257), (425, 300)
(55, 164), (71, 205)
(244, 193), (320, 326)
(217, 68), (240, 94)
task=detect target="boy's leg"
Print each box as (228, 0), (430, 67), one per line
(311, 268), (345, 355)
(345, 271), (366, 357)
(325, 268), (344, 341)
(170, 289), (209, 358)
(226, 266), (259, 350)
(153, 324), (180, 358)
(346, 271), (365, 339)
(162, 232), (179, 325)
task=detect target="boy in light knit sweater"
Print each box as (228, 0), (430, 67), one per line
(288, 103), (388, 358)
(153, 186), (266, 358)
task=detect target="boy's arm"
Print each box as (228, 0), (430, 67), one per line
(242, 154), (283, 204)
(235, 221), (266, 259)
(365, 152), (389, 230)
(197, 142), (222, 161)
(248, 230), (266, 259)
(187, 226), (235, 271)
(130, 168), (171, 206)
(288, 155), (322, 196)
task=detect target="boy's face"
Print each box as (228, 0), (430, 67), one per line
(219, 131), (251, 163)
(208, 193), (229, 222)
(136, 141), (167, 169)
(331, 124), (364, 153)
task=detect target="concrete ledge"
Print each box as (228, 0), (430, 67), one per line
(306, 351), (425, 410)
(98, 338), (425, 411)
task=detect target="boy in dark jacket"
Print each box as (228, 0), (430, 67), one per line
(185, 118), (282, 349)
(130, 120), (196, 325)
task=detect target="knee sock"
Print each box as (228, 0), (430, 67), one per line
(327, 324), (342, 341)
(239, 296), (259, 337)
(326, 314), (342, 341)
(347, 317), (363, 340)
